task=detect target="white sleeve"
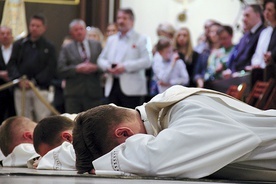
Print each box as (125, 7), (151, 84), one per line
(37, 142), (76, 170)
(97, 37), (113, 71)
(93, 98), (261, 179)
(2, 143), (38, 167)
(169, 59), (189, 86)
(251, 27), (273, 68)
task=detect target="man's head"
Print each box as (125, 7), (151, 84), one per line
(33, 115), (74, 157)
(69, 19), (87, 42)
(73, 104), (146, 174)
(29, 14), (47, 41)
(218, 25), (233, 49)
(0, 26), (13, 47)
(242, 4), (263, 32)
(263, 0), (276, 26)
(0, 116), (36, 157)
(116, 8), (134, 35)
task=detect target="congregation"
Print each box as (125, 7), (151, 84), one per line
(0, 0), (276, 182)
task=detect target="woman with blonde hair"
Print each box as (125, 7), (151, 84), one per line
(173, 27), (198, 87)
(86, 26), (104, 46)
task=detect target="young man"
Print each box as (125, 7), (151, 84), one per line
(7, 14), (57, 121)
(73, 85), (276, 181)
(0, 116), (38, 167)
(32, 115), (76, 170)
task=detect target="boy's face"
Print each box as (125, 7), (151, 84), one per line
(159, 46), (173, 61)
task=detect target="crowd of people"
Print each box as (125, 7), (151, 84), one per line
(0, 3), (275, 120)
(0, 1), (276, 182)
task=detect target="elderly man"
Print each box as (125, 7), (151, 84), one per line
(0, 116), (38, 167)
(0, 26), (16, 123)
(73, 85), (276, 181)
(58, 19), (103, 113)
(97, 8), (152, 108)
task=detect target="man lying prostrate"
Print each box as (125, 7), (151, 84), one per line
(0, 116), (39, 167)
(73, 85), (276, 181)
(31, 115), (76, 170)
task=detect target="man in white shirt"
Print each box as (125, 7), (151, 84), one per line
(73, 85), (276, 181)
(0, 116), (38, 167)
(0, 26), (16, 123)
(97, 8), (152, 108)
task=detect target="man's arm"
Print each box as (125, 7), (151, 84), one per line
(7, 40), (22, 80)
(57, 45), (79, 79)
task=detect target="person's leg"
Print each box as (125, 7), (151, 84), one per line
(0, 96), (7, 123)
(65, 96), (83, 114)
(14, 89), (33, 120)
(82, 97), (102, 111)
(6, 90), (16, 118)
(108, 78), (122, 106)
(33, 89), (52, 121)
(120, 95), (142, 109)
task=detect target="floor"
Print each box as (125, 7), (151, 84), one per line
(0, 167), (273, 184)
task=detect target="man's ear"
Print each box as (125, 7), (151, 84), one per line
(61, 131), (73, 143)
(23, 131), (33, 141)
(114, 127), (134, 138)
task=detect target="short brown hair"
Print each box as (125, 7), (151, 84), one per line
(73, 105), (133, 174)
(156, 37), (172, 52)
(118, 8), (135, 21)
(0, 116), (36, 156)
(33, 115), (74, 154)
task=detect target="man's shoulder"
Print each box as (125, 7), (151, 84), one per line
(130, 30), (147, 40)
(40, 37), (55, 48)
(87, 39), (101, 47)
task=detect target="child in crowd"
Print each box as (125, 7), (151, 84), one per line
(152, 37), (189, 93)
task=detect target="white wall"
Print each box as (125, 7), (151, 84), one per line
(120, 0), (259, 48)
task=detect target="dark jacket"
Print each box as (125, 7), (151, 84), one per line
(7, 35), (57, 89)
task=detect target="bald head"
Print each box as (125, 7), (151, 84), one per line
(0, 116), (36, 156)
(0, 26), (13, 47)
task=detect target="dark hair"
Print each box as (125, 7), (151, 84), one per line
(31, 14), (47, 25)
(217, 25), (233, 36)
(118, 8), (135, 21)
(156, 37), (172, 52)
(247, 4), (264, 23)
(264, 0), (276, 9)
(73, 105), (131, 174)
(33, 116), (74, 153)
